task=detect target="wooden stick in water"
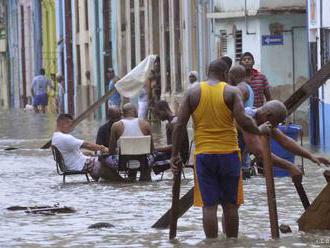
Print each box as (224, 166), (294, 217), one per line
(169, 163), (182, 240)
(261, 135), (280, 239)
(292, 175), (310, 210)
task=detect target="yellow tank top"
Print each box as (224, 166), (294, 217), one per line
(192, 81), (239, 154)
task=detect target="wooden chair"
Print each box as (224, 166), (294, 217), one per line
(118, 136), (152, 181)
(51, 145), (90, 183)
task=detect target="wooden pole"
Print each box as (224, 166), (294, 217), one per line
(261, 135), (280, 239)
(292, 175), (310, 210)
(169, 163), (182, 239)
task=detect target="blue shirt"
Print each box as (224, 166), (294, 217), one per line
(244, 84), (255, 108)
(32, 75), (51, 95)
(108, 80), (121, 107)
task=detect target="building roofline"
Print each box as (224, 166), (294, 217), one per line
(207, 6), (306, 19)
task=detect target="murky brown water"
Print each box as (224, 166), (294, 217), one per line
(1, 109), (330, 247)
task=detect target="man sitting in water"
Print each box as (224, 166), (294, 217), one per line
(109, 103), (153, 181)
(52, 114), (123, 182)
(152, 100), (190, 174)
(241, 100), (330, 175)
(96, 106), (121, 148)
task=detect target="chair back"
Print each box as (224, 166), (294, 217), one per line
(119, 135), (151, 155)
(51, 145), (66, 174)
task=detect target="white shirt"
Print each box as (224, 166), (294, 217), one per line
(52, 132), (88, 171)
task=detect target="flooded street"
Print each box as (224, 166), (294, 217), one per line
(1, 109), (330, 247)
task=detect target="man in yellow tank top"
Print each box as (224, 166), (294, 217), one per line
(171, 59), (271, 238)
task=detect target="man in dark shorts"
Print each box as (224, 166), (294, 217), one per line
(171, 59), (271, 238)
(31, 68), (52, 113)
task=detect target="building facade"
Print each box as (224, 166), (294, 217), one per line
(112, 0), (216, 110)
(307, 0), (330, 151)
(209, 0), (309, 130)
(0, 0), (9, 108)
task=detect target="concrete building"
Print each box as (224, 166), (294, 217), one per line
(307, 0), (330, 151)
(0, 0), (9, 108)
(41, 0), (57, 76)
(72, 0), (95, 115)
(208, 0), (309, 129)
(112, 0), (216, 110)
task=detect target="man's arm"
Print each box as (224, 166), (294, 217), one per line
(263, 76), (271, 101)
(109, 123), (120, 154)
(140, 120), (154, 152)
(172, 93), (192, 158)
(242, 130), (302, 177)
(272, 128), (330, 166)
(228, 87), (270, 135)
(264, 87), (271, 101)
(81, 141), (108, 153)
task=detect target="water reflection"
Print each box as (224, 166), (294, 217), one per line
(0, 109), (329, 247)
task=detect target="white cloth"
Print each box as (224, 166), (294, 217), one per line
(115, 55), (157, 98)
(138, 101), (148, 119)
(52, 132), (88, 171)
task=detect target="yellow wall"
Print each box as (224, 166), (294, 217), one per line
(41, 0), (57, 76)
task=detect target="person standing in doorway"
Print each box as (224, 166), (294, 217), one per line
(240, 52), (271, 107)
(106, 68), (121, 108)
(31, 68), (52, 113)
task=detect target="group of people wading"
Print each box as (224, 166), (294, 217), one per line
(51, 52), (330, 239)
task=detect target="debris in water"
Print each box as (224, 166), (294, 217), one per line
(88, 222), (114, 229)
(279, 224), (292, 233)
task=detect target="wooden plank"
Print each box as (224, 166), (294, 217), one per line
(292, 175), (310, 210)
(261, 136), (280, 239)
(284, 61), (330, 115)
(40, 89), (116, 149)
(152, 187), (193, 229)
(298, 170), (330, 231)
(169, 167), (182, 239)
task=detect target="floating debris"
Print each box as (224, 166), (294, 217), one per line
(7, 205), (51, 211)
(279, 224), (292, 233)
(25, 206), (76, 214)
(88, 222), (114, 229)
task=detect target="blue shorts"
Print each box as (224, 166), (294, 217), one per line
(195, 153), (243, 207)
(33, 93), (48, 106)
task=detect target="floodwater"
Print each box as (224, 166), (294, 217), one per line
(0, 109), (330, 248)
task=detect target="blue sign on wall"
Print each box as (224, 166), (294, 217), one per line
(262, 35), (284, 46)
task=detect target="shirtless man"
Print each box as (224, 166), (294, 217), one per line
(171, 59), (271, 238)
(241, 101), (330, 174)
(109, 103), (153, 181)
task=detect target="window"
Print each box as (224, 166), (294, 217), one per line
(76, 45), (81, 85)
(164, 0), (171, 93)
(84, 0), (89, 30)
(235, 30), (242, 61)
(130, 0), (136, 68)
(218, 30), (227, 58)
(75, 0), (79, 33)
